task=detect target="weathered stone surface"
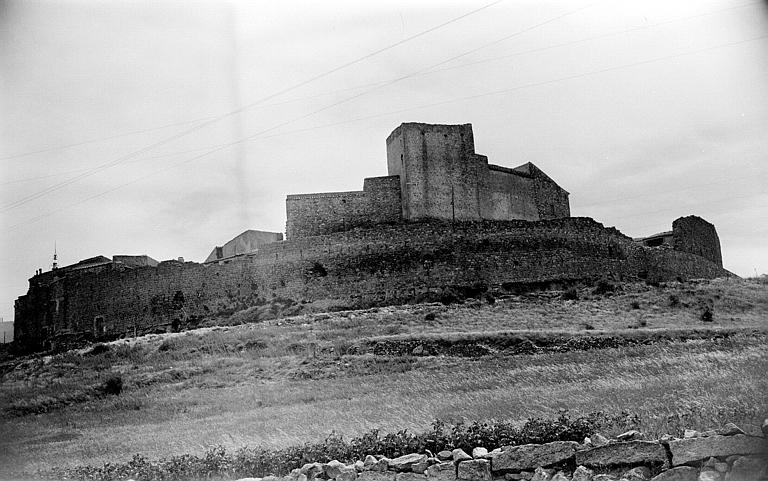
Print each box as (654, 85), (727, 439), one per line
(235, 478), (262, 481)
(338, 467), (358, 481)
(713, 463), (727, 474)
(684, 430), (700, 439)
(550, 472), (569, 481)
(572, 466), (594, 481)
(649, 467), (697, 481)
(396, 473), (427, 481)
(716, 423), (745, 437)
(453, 449), (473, 462)
(390, 454), (428, 472)
(622, 466), (651, 481)
(697, 470), (719, 481)
(505, 473), (533, 481)
(762, 419), (768, 437)
(413, 461), (429, 475)
(354, 461), (365, 472)
(725, 455), (768, 481)
(617, 430), (642, 441)
(458, 459), (492, 481)
(426, 462), (455, 481)
(302, 463), (325, 478)
(576, 441), (667, 468)
(592, 434), (610, 447)
(437, 451), (453, 462)
(668, 435), (767, 466)
(491, 442), (578, 472)
(593, 476), (617, 481)
(325, 460), (346, 479)
(365, 456), (380, 470)
(359, 472), (396, 481)
(530, 467), (554, 481)
(473, 448), (489, 459)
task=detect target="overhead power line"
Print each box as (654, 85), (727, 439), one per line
(0, 0), (503, 212)
(7, 32), (766, 231)
(2, 0), (754, 163)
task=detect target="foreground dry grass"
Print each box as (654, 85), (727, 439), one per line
(0, 278), (766, 477)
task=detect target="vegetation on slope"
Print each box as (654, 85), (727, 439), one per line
(0, 278), (766, 479)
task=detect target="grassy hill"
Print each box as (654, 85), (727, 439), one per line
(1, 277), (766, 479)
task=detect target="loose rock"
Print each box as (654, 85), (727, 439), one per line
(390, 454), (428, 472)
(622, 466), (651, 481)
(576, 441), (667, 468)
(530, 467), (554, 481)
(668, 435), (767, 466)
(359, 472), (396, 481)
(491, 442), (578, 472)
(715, 423), (744, 436)
(425, 462), (455, 481)
(696, 470), (718, 481)
(437, 451), (453, 462)
(472, 447), (489, 459)
(457, 459), (491, 481)
(572, 466), (594, 481)
(649, 467), (697, 481)
(617, 430), (642, 441)
(727, 455), (768, 481)
(453, 449), (472, 463)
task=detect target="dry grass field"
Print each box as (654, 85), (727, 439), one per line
(1, 278), (766, 479)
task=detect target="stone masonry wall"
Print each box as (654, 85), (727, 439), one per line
(386, 123), (483, 222)
(259, 423), (768, 481)
(14, 217), (730, 352)
(285, 176), (401, 238)
(673, 216), (723, 268)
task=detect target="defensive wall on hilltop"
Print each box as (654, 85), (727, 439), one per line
(14, 216), (729, 352)
(12, 123), (730, 352)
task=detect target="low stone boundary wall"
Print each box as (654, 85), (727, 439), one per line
(236, 423), (767, 481)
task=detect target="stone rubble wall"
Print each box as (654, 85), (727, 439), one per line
(672, 216), (723, 268)
(13, 218), (731, 352)
(285, 175), (402, 239)
(235, 424), (768, 481)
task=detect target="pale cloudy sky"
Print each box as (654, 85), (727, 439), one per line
(1, 0), (767, 329)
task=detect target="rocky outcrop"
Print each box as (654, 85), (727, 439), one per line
(235, 422), (768, 481)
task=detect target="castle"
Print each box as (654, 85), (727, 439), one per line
(13, 123), (728, 352)
(286, 123), (569, 238)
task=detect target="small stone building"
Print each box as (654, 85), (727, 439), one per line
(286, 122), (570, 238)
(204, 230), (284, 263)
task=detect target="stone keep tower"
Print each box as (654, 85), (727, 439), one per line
(385, 122), (570, 223)
(386, 123), (484, 221)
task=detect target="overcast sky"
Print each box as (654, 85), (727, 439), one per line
(1, 0), (767, 329)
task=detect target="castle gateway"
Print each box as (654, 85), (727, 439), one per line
(286, 123), (570, 238)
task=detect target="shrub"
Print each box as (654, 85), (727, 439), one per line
(86, 343), (110, 356)
(45, 411), (618, 480)
(440, 288), (461, 305)
(668, 294), (680, 307)
(424, 312), (436, 321)
(592, 279), (616, 296)
(99, 376), (123, 396)
(630, 301), (641, 310)
(562, 288), (579, 301)
(700, 306), (713, 323)
(309, 262), (328, 278)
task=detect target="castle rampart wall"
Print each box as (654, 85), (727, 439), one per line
(285, 175), (401, 238)
(673, 215), (723, 267)
(14, 218), (730, 352)
(480, 166), (539, 221)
